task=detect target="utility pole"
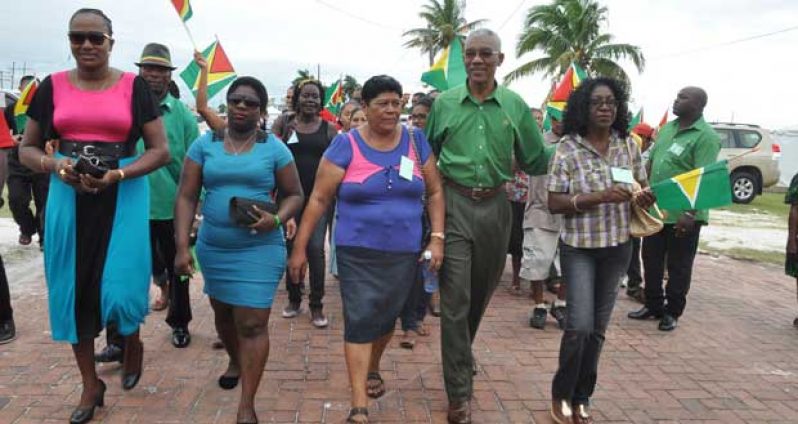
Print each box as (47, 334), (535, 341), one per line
(21, 62), (27, 78)
(10, 61), (15, 90)
(317, 63), (320, 81)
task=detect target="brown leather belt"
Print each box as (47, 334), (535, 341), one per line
(445, 179), (504, 201)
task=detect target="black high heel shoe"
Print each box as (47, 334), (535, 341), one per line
(122, 340), (143, 390)
(69, 379), (106, 424)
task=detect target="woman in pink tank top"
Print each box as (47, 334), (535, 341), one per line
(19, 9), (169, 424)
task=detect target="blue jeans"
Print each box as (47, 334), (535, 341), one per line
(552, 241), (632, 404)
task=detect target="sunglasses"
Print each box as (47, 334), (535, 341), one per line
(68, 31), (111, 46)
(228, 95), (261, 109)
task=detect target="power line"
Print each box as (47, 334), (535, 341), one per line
(653, 24), (798, 60)
(498, 0), (527, 30)
(313, 0), (402, 31)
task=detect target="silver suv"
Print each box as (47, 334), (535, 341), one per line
(711, 123), (781, 204)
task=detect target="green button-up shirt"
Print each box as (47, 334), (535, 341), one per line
(649, 116), (721, 224)
(137, 94), (199, 220)
(425, 83), (548, 188)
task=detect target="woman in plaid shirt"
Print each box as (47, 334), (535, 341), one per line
(546, 78), (655, 424)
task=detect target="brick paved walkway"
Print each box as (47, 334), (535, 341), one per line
(1, 251), (797, 423)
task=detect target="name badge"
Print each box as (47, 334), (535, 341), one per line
(286, 132), (299, 145)
(611, 167), (635, 184)
(399, 156), (415, 180)
(668, 143), (684, 155)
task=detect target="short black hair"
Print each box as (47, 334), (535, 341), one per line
(562, 77), (630, 139)
(19, 75), (36, 87)
(291, 79), (325, 114)
(413, 95), (433, 110)
(70, 8), (113, 35)
(227, 76), (268, 113)
(361, 75), (402, 105)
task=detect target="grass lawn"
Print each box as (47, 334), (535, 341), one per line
(699, 242), (783, 266)
(718, 192), (790, 220)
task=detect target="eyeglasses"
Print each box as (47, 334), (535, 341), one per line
(68, 31), (111, 46)
(464, 49), (500, 60)
(228, 95), (261, 109)
(589, 98), (620, 109)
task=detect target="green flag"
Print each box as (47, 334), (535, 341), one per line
(650, 160), (732, 211)
(180, 40), (236, 100)
(628, 108), (643, 130)
(421, 38), (466, 91)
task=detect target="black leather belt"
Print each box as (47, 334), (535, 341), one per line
(58, 140), (134, 160)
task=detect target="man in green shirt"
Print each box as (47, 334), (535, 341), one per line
(628, 86), (720, 332)
(425, 28), (548, 424)
(95, 44), (199, 364)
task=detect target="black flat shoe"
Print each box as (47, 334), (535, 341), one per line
(94, 344), (123, 363)
(171, 327), (191, 348)
(69, 379), (105, 424)
(658, 314), (678, 331)
(218, 374), (240, 390)
(628, 306), (663, 320)
(122, 341), (143, 390)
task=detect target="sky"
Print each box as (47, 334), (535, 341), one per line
(1, 0), (797, 129)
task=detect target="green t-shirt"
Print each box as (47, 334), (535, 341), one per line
(136, 94), (199, 220)
(649, 117), (721, 224)
(425, 83), (548, 188)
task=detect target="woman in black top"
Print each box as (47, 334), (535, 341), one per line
(280, 79), (337, 327)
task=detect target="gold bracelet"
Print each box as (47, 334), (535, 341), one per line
(40, 156), (48, 172)
(571, 194), (583, 213)
(430, 232), (445, 241)
(117, 169), (125, 181)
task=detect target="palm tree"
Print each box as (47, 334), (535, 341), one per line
(403, 0), (487, 66)
(504, 0), (645, 85)
(342, 75), (360, 99)
(292, 69), (312, 86)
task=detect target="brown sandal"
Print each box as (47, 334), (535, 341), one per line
(366, 372), (385, 398)
(346, 407), (369, 423)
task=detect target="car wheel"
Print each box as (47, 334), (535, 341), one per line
(731, 171), (757, 204)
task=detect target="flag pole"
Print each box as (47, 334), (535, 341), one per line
(727, 145), (761, 164)
(180, 19), (199, 51)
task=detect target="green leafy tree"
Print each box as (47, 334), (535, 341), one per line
(342, 75), (360, 99)
(403, 0), (487, 66)
(505, 0), (645, 85)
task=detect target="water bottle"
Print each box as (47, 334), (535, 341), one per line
(422, 250), (439, 293)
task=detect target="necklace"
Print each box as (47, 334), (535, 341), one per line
(225, 131), (256, 155)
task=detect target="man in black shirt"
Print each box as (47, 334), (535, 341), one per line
(3, 75), (49, 249)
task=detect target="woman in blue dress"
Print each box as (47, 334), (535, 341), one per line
(174, 76), (303, 424)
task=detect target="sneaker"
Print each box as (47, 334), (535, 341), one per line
(311, 309), (328, 328)
(0, 320), (16, 344)
(529, 307), (547, 329)
(282, 302), (301, 318)
(550, 305), (567, 330)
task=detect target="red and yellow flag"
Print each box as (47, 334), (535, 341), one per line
(14, 79), (38, 132)
(658, 109), (669, 129)
(170, 0), (193, 22)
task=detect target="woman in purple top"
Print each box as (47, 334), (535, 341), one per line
(288, 75), (444, 423)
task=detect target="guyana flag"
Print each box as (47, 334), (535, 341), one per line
(13, 79), (38, 133)
(324, 80), (345, 116)
(628, 108), (643, 130)
(546, 63), (588, 122)
(658, 110), (669, 129)
(650, 160), (732, 211)
(180, 40), (236, 100)
(170, 0), (193, 22)
(421, 37), (466, 91)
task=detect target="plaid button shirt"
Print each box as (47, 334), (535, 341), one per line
(548, 132), (647, 249)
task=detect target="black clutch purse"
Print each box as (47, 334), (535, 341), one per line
(73, 155), (109, 178)
(229, 197), (278, 226)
